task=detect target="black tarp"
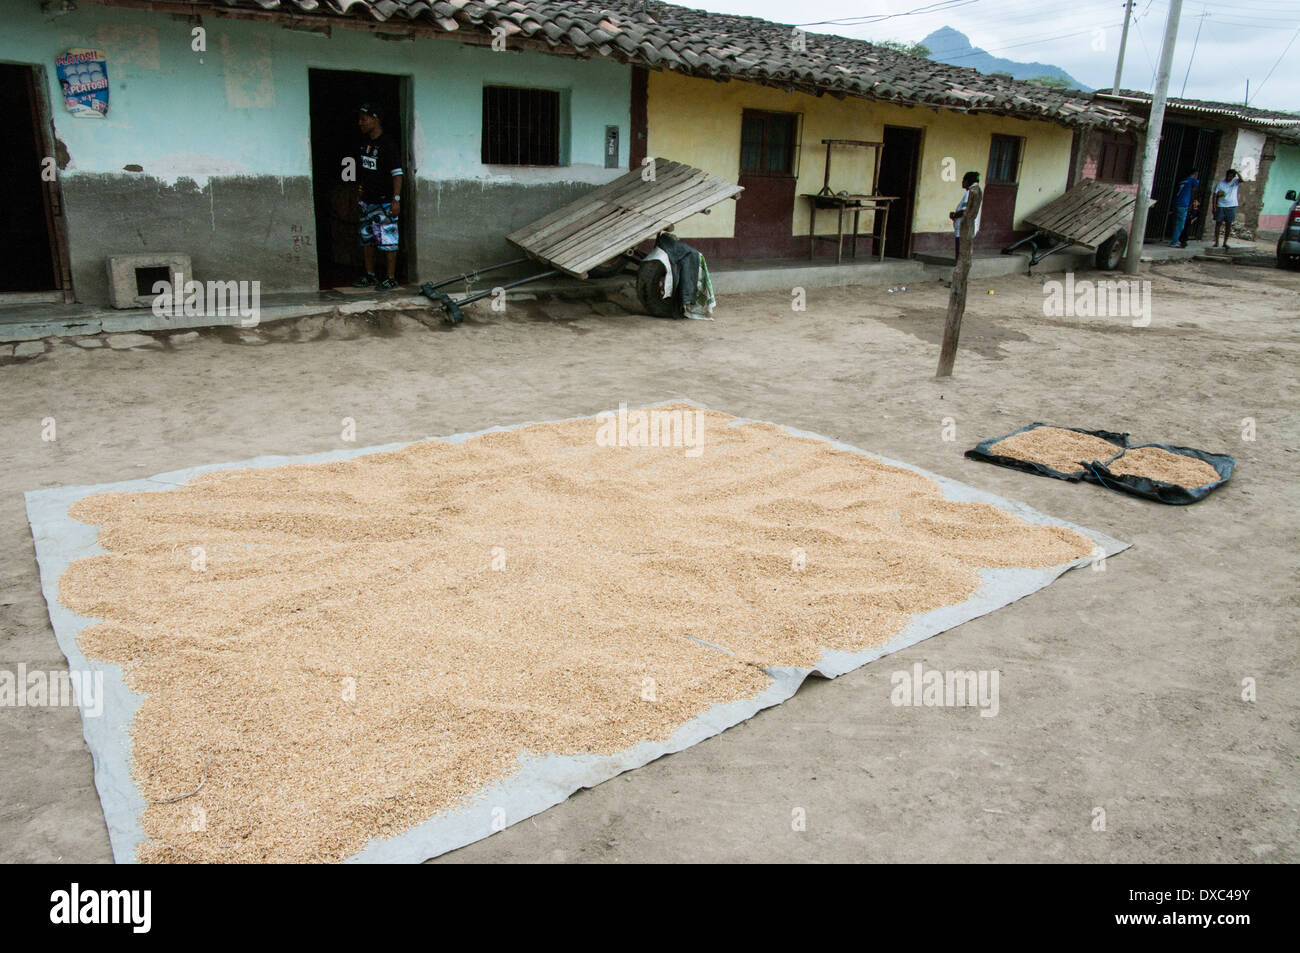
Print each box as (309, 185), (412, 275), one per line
(964, 423), (1129, 482)
(1084, 443), (1235, 505)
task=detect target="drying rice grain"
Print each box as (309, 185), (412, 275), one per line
(60, 405), (1093, 863)
(988, 426), (1121, 473)
(1105, 446), (1221, 488)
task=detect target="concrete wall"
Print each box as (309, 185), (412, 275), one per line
(1259, 140), (1300, 235)
(2, 5), (632, 304)
(645, 68), (1074, 249)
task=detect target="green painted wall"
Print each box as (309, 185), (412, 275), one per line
(1260, 142), (1300, 233)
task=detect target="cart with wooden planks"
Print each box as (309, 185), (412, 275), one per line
(419, 159), (743, 324)
(1003, 178), (1155, 271)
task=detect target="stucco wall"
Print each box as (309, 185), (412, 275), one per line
(646, 69), (1074, 244)
(3, 5), (632, 303)
(1260, 141), (1300, 234)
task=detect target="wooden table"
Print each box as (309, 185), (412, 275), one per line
(803, 193), (898, 263)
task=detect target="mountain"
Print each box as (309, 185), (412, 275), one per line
(921, 26), (1091, 91)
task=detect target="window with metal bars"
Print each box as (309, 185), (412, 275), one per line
(482, 85), (561, 165)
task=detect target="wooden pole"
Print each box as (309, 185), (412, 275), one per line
(936, 183), (981, 378)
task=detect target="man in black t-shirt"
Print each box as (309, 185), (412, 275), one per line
(354, 103), (404, 290)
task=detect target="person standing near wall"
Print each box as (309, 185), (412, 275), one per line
(1168, 169), (1199, 248)
(1178, 198), (1201, 248)
(354, 103), (403, 290)
(1212, 168), (1242, 250)
(949, 171), (981, 261)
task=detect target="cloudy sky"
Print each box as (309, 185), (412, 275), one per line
(688, 0), (1300, 114)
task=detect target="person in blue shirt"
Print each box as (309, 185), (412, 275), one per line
(1168, 170), (1199, 247)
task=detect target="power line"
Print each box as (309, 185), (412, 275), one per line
(1249, 23), (1300, 103)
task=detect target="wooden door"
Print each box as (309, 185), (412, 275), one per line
(981, 134), (1023, 247)
(735, 109), (799, 257)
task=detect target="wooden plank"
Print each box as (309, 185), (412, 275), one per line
(569, 184), (744, 273)
(506, 161), (694, 245)
(1024, 179), (1112, 230)
(539, 171), (717, 261)
(508, 164), (697, 247)
(513, 165), (702, 251)
(568, 184), (743, 272)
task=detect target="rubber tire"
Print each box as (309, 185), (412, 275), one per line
(1095, 229), (1128, 271)
(636, 259), (681, 318)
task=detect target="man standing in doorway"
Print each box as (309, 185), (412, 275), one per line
(1212, 168), (1241, 250)
(355, 103), (403, 290)
(1168, 169), (1198, 248)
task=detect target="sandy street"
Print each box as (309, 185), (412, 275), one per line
(2, 258), (1296, 863)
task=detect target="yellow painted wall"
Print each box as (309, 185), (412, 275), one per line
(647, 69), (1075, 240)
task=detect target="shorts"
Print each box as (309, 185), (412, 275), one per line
(359, 200), (399, 251)
(1214, 206), (1237, 224)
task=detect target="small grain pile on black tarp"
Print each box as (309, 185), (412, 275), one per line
(1084, 444), (1235, 505)
(967, 424), (1235, 505)
(965, 423), (1129, 482)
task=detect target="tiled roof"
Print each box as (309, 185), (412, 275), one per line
(126, 0), (1139, 131)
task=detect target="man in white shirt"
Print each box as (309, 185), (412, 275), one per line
(949, 171), (982, 260)
(1212, 169), (1241, 249)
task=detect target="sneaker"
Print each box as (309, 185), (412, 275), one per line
(353, 273), (378, 287)
(378, 276), (399, 291)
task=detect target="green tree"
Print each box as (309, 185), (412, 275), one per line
(1027, 75), (1071, 88)
(875, 40), (932, 58)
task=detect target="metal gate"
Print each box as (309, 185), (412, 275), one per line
(1146, 121), (1221, 241)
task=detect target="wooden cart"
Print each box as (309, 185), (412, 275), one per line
(1004, 178), (1155, 271)
(419, 159), (742, 324)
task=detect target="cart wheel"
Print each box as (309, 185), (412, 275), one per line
(586, 254), (630, 279)
(1096, 229), (1128, 270)
(636, 259), (681, 318)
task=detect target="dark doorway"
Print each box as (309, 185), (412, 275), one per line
(308, 69), (411, 289)
(0, 63), (68, 295)
(874, 125), (922, 258)
(981, 134), (1023, 247)
(1146, 121), (1219, 242)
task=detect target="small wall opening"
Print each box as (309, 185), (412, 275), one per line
(135, 266), (171, 297)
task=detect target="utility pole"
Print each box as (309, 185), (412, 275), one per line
(1123, 0), (1184, 275)
(1113, 0), (1134, 93)
(936, 183), (981, 378)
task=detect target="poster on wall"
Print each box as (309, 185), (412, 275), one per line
(56, 49), (109, 118)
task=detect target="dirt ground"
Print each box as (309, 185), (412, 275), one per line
(2, 258), (1296, 864)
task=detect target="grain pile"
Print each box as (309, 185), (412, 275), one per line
(1105, 446), (1221, 488)
(60, 405), (1093, 863)
(988, 426), (1121, 473)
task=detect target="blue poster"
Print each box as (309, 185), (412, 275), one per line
(56, 49), (109, 118)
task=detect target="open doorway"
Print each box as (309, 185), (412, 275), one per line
(874, 125), (922, 258)
(1147, 121), (1219, 242)
(308, 69), (412, 289)
(0, 63), (71, 298)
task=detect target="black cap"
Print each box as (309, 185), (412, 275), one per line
(358, 103), (380, 119)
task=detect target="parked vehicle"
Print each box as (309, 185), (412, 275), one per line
(1278, 189), (1300, 270)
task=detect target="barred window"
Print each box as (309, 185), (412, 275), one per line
(482, 86), (561, 165)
